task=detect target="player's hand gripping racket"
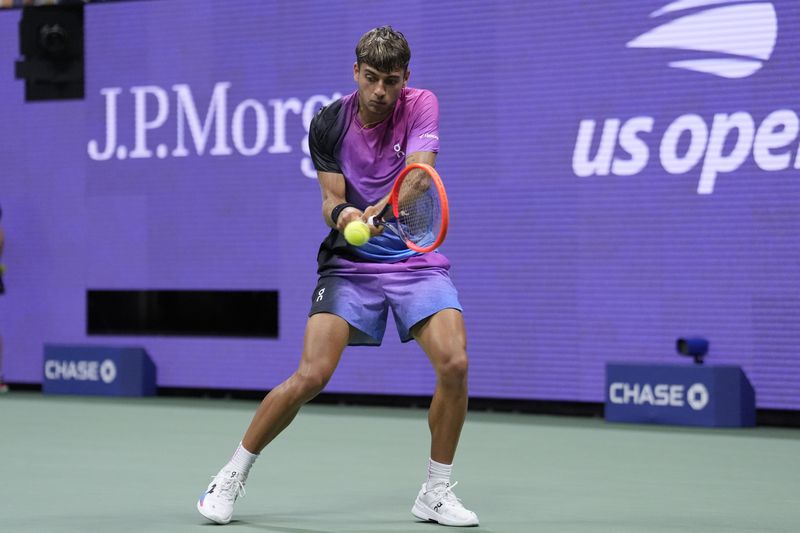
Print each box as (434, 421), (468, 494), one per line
(367, 163), (449, 253)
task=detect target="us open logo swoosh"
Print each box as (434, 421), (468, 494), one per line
(627, 0), (778, 78)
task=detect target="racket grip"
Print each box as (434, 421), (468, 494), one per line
(370, 203), (391, 227)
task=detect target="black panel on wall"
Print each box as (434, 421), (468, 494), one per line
(87, 290), (278, 338)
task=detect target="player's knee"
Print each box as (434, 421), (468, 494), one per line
(293, 369), (332, 398)
(436, 352), (469, 386)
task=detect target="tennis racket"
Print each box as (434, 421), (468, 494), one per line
(367, 163), (449, 253)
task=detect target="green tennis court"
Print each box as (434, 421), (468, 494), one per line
(1, 392), (797, 532)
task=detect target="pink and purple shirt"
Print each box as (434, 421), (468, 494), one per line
(310, 87), (446, 270)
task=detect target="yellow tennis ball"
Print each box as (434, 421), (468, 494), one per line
(344, 220), (370, 246)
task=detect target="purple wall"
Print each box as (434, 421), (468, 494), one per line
(1, 0), (798, 408)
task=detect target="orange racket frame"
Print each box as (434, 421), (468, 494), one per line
(388, 162), (450, 253)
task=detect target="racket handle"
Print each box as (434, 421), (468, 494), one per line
(370, 203), (392, 227)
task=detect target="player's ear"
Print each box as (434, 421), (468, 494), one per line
(353, 62), (359, 82)
(403, 68), (410, 87)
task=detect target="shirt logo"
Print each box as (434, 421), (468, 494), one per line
(418, 132), (439, 140)
(393, 143), (405, 159)
(627, 0), (778, 79)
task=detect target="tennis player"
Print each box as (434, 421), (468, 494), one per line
(198, 26), (478, 527)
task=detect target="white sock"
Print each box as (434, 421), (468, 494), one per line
(426, 458), (452, 490)
(226, 442), (258, 480)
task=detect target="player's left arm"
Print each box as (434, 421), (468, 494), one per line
(361, 151), (438, 237)
(406, 151), (437, 167)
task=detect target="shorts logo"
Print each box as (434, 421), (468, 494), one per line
(627, 0), (778, 79)
(316, 288), (325, 302)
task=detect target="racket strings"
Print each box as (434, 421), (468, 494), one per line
(396, 171), (441, 246)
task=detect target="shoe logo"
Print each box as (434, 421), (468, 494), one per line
(626, 0), (778, 78)
(199, 484), (216, 506)
(433, 502), (443, 513)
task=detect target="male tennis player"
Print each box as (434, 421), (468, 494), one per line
(198, 26), (478, 527)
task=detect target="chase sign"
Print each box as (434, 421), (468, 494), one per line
(605, 363), (755, 427)
(43, 345), (156, 397)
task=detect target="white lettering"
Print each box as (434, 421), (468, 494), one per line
(639, 384), (655, 405)
(100, 359), (117, 384)
(623, 382), (640, 404)
(301, 93), (343, 178)
(612, 117), (653, 176)
(660, 114), (709, 175)
(610, 382), (625, 404)
(699, 112), (755, 194)
(574, 107), (800, 194)
(572, 118), (620, 177)
(268, 98), (301, 154)
(129, 86), (170, 159)
(44, 360), (100, 381)
(754, 109), (798, 171)
(172, 82), (233, 157)
(670, 384), (684, 406)
(87, 85), (348, 179)
(232, 99), (268, 156)
(87, 87), (122, 161)
(653, 384), (669, 406)
(609, 382), (688, 407)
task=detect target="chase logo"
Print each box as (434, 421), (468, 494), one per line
(627, 0), (778, 78)
(44, 358), (117, 384)
(686, 383), (709, 410)
(608, 382), (710, 410)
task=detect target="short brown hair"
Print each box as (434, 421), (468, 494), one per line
(355, 26), (410, 73)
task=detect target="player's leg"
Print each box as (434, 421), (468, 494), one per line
(242, 312), (350, 452)
(413, 308), (468, 465)
(197, 312), (350, 525)
(410, 308), (478, 527)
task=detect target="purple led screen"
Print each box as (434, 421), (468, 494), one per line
(1, 1), (799, 409)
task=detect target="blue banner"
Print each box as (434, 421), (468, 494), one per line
(605, 363), (755, 427)
(43, 345), (156, 397)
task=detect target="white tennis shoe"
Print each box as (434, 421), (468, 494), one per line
(197, 468), (246, 524)
(412, 481), (479, 527)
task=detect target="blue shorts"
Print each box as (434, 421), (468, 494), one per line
(308, 260), (462, 346)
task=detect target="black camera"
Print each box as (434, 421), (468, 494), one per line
(676, 337), (709, 365)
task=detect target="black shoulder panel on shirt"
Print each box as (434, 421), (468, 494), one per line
(309, 99), (348, 174)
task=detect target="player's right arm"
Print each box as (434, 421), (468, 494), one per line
(318, 171), (361, 232)
(309, 102), (362, 233)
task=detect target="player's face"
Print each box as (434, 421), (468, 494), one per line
(354, 63), (409, 121)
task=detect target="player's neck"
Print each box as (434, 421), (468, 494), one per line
(357, 106), (391, 129)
